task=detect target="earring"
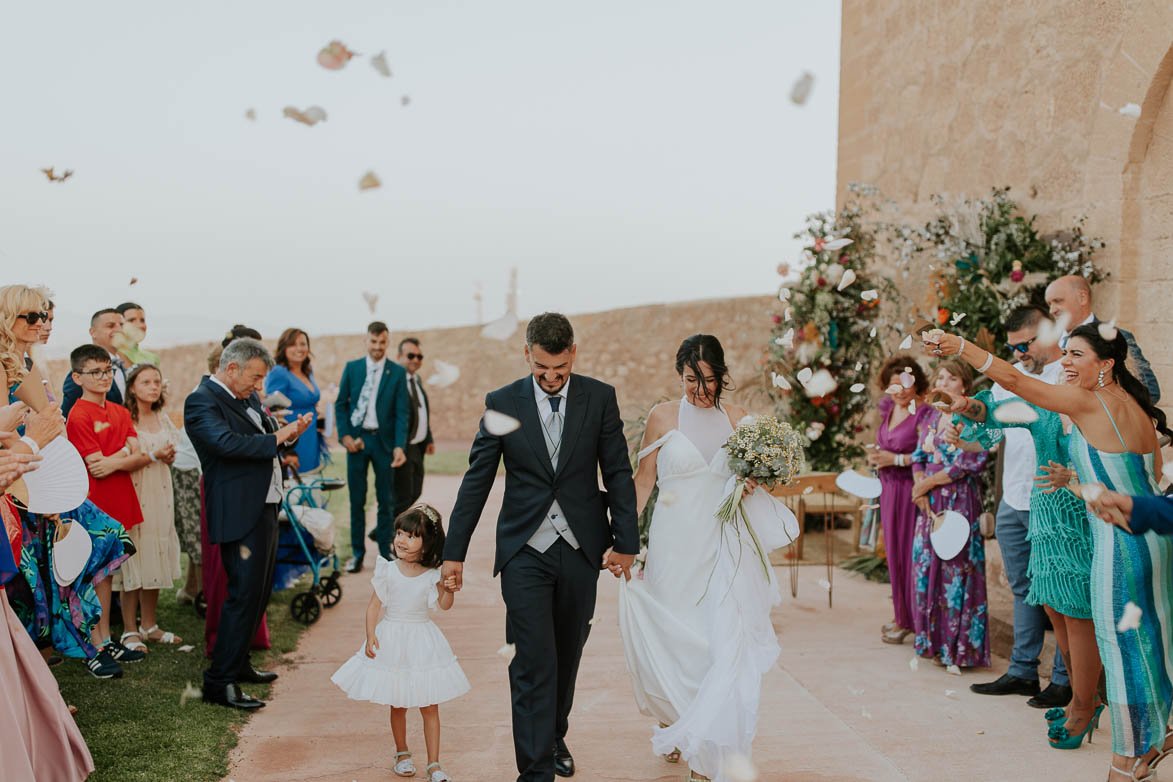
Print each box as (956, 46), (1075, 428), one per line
(1097, 369), (1106, 388)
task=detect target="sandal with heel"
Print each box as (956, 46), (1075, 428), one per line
(1047, 703), (1105, 749)
(1109, 757), (1154, 781)
(393, 750), (415, 777)
(1147, 724), (1173, 771)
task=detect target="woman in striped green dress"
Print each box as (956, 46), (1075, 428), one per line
(922, 323), (1173, 782)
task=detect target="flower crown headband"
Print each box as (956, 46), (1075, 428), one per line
(417, 504), (440, 526)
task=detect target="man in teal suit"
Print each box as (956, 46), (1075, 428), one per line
(334, 321), (410, 572)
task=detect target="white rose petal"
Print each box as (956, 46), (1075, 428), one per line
(1118, 602), (1143, 632)
(869, 327), (877, 338)
(588, 616), (602, 626)
(1119, 102), (1142, 118)
(796, 367), (813, 384)
(179, 681), (203, 706)
(861, 289), (879, 301)
(802, 369), (838, 397)
(483, 410), (522, 436)
(993, 401), (1038, 424)
(771, 372), (792, 391)
(837, 269), (857, 291)
(1080, 483), (1105, 503)
(658, 491), (677, 507)
(899, 335), (913, 350)
(817, 578), (831, 591)
(950, 312), (966, 326)
(497, 643), (517, 661)
(1036, 312), (1071, 347)
(861, 707), (873, 719)
(823, 238), (853, 251)
(1098, 319), (1118, 341)
(850, 383), (866, 393)
(908, 656), (919, 672)
(725, 753), (759, 782)
(240, 544), (252, 560)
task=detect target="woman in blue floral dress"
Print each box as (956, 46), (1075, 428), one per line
(909, 359), (990, 670)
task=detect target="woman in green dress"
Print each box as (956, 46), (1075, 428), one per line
(948, 391), (1101, 747)
(924, 324), (1173, 782)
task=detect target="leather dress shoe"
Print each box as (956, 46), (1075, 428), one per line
(239, 667), (278, 684)
(969, 672), (1040, 697)
(554, 738), (574, 777)
(345, 556), (363, 573)
(1028, 682), (1073, 709)
(367, 529), (378, 542)
(202, 682), (265, 711)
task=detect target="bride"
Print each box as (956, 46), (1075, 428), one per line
(617, 334), (799, 782)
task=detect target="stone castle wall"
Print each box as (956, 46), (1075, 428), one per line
(838, 0), (1173, 410)
(46, 296), (779, 444)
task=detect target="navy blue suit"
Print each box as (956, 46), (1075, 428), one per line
(1128, 494), (1173, 535)
(184, 376), (282, 692)
(334, 357), (410, 560)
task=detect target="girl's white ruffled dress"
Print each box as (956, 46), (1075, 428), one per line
(331, 557), (470, 707)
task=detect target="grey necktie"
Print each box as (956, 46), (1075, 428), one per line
(544, 396), (563, 467)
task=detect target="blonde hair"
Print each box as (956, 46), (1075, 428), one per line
(0, 284), (53, 390)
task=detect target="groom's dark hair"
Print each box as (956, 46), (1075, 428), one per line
(526, 313), (574, 354)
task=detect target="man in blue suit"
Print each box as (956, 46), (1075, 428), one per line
(184, 338), (311, 710)
(61, 308), (127, 417)
(334, 321), (410, 572)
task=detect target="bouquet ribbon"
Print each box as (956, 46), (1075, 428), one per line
(714, 476), (772, 582)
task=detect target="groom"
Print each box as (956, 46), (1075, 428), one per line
(442, 312), (638, 781)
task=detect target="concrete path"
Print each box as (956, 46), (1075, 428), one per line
(225, 476), (1112, 782)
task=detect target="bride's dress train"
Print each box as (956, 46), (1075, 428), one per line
(617, 399), (798, 781)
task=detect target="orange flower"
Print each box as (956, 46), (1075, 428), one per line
(937, 307), (950, 325)
(802, 321), (820, 342)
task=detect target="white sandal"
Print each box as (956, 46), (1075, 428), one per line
(1110, 757), (1154, 781)
(119, 631), (148, 654)
(393, 751), (415, 777)
(140, 624), (182, 645)
(426, 762), (451, 781)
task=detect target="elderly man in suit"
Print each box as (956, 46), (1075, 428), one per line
(61, 308), (127, 417)
(184, 338), (311, 710)
(335, 321), (410, 573)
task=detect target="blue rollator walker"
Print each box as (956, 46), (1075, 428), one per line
(277, 470), (347, 625)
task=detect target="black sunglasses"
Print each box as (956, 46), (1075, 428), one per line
(1005, 337), (1037, 354)
(17, 311), (49, 325)
(405, 352), (424, 360)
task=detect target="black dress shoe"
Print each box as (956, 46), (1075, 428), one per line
(367, 529), (377, 542)
(238, 667), (278, 684)
(969, 673), (1041, 696)
(1027, 682), (1073, 709)
(554, 738), (574, 777)
(345, 556), (363, 573)
(202, 682), (265, 711)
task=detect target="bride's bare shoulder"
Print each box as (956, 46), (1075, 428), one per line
(724, 403), (749, 422)
(644, 401), (679, 436)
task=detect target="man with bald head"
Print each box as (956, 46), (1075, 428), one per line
(1044, 275), (1160, 403)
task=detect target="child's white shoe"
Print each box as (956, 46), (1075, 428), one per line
(393, 751), (415, 777)
(426, 762), (452, 781)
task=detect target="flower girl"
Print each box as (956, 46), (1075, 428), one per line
(331, 504), (470, 781)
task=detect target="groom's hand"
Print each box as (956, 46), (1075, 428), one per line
(603, 550), (635, 581)
(441, 560), (464, 591)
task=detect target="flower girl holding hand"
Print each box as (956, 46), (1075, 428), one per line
(331, 504), (470, 781)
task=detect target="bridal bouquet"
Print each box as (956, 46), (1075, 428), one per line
(715, 415), (806, 580)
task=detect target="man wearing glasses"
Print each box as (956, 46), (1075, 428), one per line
(394, 337), (434, 515)
(969, 305), (1072, 709)
(61, 308), (127, 417)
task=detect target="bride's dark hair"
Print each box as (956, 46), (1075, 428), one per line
(675, 334), (731, 407)
(1068, 324), (1173, 440)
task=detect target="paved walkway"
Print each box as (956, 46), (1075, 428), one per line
(226, 476), (1112, 782)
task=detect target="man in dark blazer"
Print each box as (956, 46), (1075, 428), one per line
(184, 338), (311, 710)
(394, 336), (434, 515)
(61, 308), (128, 417)
(334, 321), (409, 572)
(442, 313), (638, 781)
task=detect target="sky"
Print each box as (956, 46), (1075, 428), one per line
(0, 1), (841, 355)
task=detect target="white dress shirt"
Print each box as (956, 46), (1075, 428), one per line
(408, 373), (429, 446)
(209, 375), (282, 503)
(1059, 312), (1096, 349)
(991, 359), (1062, 511)
(109, 351), (127, 397)
(362, 356), (386, 431)
(526, 376), (580, 552)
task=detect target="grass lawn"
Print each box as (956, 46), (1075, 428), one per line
(58, 451), (472, 781)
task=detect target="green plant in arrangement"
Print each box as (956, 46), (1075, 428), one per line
(766, 183), (902, 472)
(903, 187), (1107, 347)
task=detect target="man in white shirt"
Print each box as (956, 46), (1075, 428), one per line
(393, 337), (435, 517)
(1045, 274), (1160, 403)
(969, 306), (1071, 709)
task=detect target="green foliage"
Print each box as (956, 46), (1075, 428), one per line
(839, 552), (890, 584)
(766, 183), (903, 471)
(624, 400), (668, 552)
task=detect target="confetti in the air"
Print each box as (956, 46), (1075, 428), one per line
(837, 269), (858, 291)
(658, 491), (677, 507)
(802, 369), (838, 397)
(869, 327), (877, 338)
(899, 335), (913, 350)
(783, 306), (793, 321)
(945, 689), (958, 698)
(908, 401), (917, 415)
(854, 362), (862, 371)
(429, 360), (461, 389)
(588, 616), (602, 626)
(909, 656), (919, 672)
(179, 681), (203, 706)
(885, 383), (903, 395)
(725, 753), (760, 782)
(778, 288), (792, 301)
(177, 644), (194, 653)
(245, 108), (256, 121)
(240, 544), (252, 560)
(946, 664), (961, 676)
(317, 40), (355, 70)
(817, 578), (831, 591)
(849, 383), (866, 393)
(775, 328), (795, 348)
(129, 277), (138, 286)
(401, 95), (411, 106)
(41, 168), (73, 183)
(361, 291), (378, 313)
(771, 372), (792, 391)
(283, 105), (328, 126)
(1119, 102), (1142, 118)
(789, 71), (815, 105)
(993, 401), (1038, 424)
(820, 238), (853, 251)
(483, 410), (521, 436)
(861, 289), (879, 301)
(796, 367), (813, 384)
(93, 422), (111, 433)
(481, 311), (519, 341)
(861, 707), (873, 720)
(950, 312), (966, 326)
(497, 643), (516, 662)
(1036, 312), (1070, 347)
(358, 171), (381, 191)
(1098, 319), (1118, 341)
(370, 51), (391, 78)
(1081, 482), (1105, 503)
(899, 370), (915, 388)
(802, 486), (814, 495)
(1119, 602), (1143, 632)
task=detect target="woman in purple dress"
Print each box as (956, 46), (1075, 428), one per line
(866, 356), (929, 644)
(909, 359), (990, 671)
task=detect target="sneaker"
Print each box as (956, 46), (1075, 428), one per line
(106, 639), (147, 664)
(85, 647), (123, 679)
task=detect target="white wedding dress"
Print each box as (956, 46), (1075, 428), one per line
(617, 398), (799, 781)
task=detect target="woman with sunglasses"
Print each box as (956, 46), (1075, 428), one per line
(265, 328), (323, 474)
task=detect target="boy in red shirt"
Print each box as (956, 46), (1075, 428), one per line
(65, 344), (151, 675)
